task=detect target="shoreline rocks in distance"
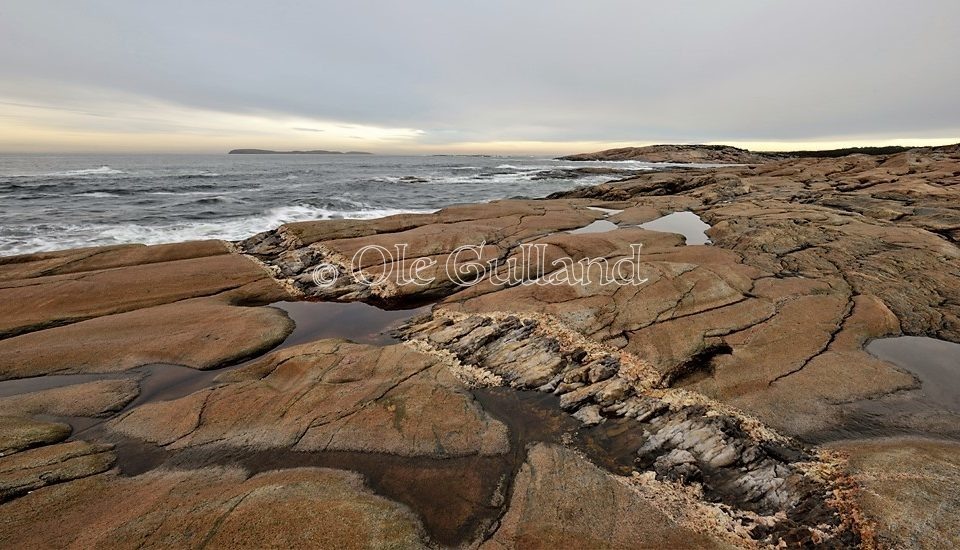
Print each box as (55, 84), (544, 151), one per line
(557, 143), (933, 164)
(559, 144), (787, 164)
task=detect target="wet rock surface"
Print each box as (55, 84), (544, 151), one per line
(2, 146), (960, 547)
(399, 312), (859, 546)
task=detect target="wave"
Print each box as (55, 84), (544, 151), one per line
(0, 204), (436, 256)
(71, 191), (121, 198)
(2, 166), (126, 179)
(51, 166), (125, 177)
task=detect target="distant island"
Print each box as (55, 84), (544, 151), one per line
(228, 149), (372, 155)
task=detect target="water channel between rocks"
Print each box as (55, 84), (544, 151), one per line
(0, 298), (649, 547)
(0, 300), (429, 436)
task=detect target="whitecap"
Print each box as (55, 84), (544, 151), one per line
(0, 205), (437, 256)
(71, 191), (120, 198)
(53, 166), (125, 177)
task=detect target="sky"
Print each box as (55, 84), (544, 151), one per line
(1, 0), (958, 154)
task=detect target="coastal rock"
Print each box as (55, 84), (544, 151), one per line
(0, 440), (115, 502)
(0, 379), (139, 418)
(828, 437), (960, 548)
(238, 199), (606, 304)
(0, 251), (276, 338)
(2, 145), (960, 547)
(110, 339), (509, 457)
(559, 144), (785, 164)
(0, 416), (71, 456)
(400, 311), (858, 545)
(0, 296), (294, 380)
(481, 444), (732, 549)
(0, 240), (231, 282)
(0, 467), (428, 548)
(548, 147), (960, 440)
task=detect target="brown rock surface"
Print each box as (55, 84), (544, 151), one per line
(0, 467), (429, 548)
(0, 416), (71, 456)
(0, 297), (294, 380)
(0, 240), (231, 281)
(0, 440), (115, 502)
(482, 444), (732, 549)
(110, 339), (509, 457)
(2, 146), (960, 547)
(828, 437), (960, 549)
(0, 379), (139, 417)
(0, 251), (276, 338)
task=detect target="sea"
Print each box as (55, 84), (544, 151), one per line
(0, 153), (666, 256)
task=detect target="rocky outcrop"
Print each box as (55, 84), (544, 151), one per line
(0, 467), (428, 548)
(827, 437), (960, 548)
(399, 311), (861, 546)
(0, 246), (284, 339)
(0, 416), (71, 456)
(559, 144), (786, 164)
(110, 339), (509, 457)
(0, 380), (138, 418)
(2, 146), (960, 547)
(0, 297), (293, 380)
(482, 444), (734, 549)
(0, 440), (115, 502)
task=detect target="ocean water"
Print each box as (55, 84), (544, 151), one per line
(0, 153), (664, 257)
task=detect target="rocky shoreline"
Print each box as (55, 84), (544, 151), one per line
(1, 145), (959, 547)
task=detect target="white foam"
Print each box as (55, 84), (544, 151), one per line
(53, 166), (125, 177)
(71, 192), (120, 198)
(0, 205), (437, 256)
(177, 171), (221, 178)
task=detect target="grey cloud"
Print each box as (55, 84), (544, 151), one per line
(1, 0), (958, 145)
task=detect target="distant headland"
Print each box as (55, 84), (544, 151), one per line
(228, 149), (372, 155)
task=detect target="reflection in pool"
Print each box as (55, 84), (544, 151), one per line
(270, 300), (430, 347)
(568, 219), (619, 235)
(638, 211), (711, 245)
(867, 335), (960, 411)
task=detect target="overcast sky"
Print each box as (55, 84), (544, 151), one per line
(1, 0), (958, 153)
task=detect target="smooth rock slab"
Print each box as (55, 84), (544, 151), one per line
(0, 379), (139, 417)
(0, 467), (429, 549)
(0, 297), (294, 380)
(482, 444), (730, 549)
(0, 253), (273, 338)
(0, 440), (115, 502)
(0, 416), (71, 456)
(110, 340), (509, 457)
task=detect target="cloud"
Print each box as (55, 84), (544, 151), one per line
(1, 0), (958, 152)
